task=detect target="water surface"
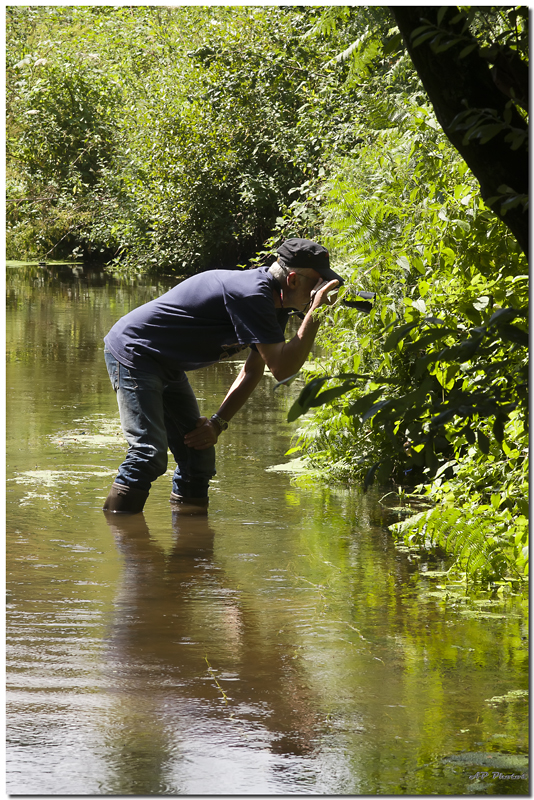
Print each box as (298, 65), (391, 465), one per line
(6, 263), (529, 795)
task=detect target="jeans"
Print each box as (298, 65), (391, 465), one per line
(105, 351), (216, 497)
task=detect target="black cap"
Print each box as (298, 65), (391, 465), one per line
(276, 238), (344, 286)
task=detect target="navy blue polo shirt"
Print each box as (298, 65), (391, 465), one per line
(104, 267), (289, 379)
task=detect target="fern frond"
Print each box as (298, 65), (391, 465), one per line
(390, 504), (511, 583)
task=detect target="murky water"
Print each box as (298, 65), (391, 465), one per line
(6, 263), (529, 795)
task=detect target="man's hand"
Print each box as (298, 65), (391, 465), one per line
(184, 416), (218, 450)
(310, 278), (339, 312)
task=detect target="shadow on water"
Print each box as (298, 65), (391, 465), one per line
(6, 262), (529, 795)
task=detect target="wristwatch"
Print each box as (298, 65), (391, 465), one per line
(210, 413), (229, 433)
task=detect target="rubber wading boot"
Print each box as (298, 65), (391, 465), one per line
(169, 492), (209, 515)
(103, 482), (148, 514)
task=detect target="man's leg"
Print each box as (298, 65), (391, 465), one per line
(104, 351), (169, 513)
(162, 372), (216, 511)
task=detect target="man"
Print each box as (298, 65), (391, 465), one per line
(103, 238), (343, 514)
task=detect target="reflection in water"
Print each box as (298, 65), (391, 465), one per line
(6, 263), (529, 795)
(101, 511), (319, 794)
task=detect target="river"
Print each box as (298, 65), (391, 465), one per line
(6, 262), (529, 795)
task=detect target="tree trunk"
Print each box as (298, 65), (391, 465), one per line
(391, 6), (528, 258)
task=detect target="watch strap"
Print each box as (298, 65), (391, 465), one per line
(210, 413), (228, 433)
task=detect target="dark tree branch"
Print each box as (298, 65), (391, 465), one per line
(390, 6), (528, 258)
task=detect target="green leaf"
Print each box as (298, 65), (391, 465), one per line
(435, 459), (457, 479)
(284, 442), (302, 457)
(477, 430), (490, 454)
(299, 376), (329, 406)
(437, 7), (448, 25)
(383, 31), (402, 55)
(415, 351), (441, 378)
(418, 279), (430, 296)
(424, 442), (440, 473)
(363, 462), (379, 492)
(478, 123), (505, 144)
(362, 398), (393, 423)
(493, 415), (505, 444)
(347, 387), (385, 417)
(433, 38), (461, 54)
(453, 219), (471, 232)
(497, 323), (528, 346)
(309, 382), (357, 408)
(500, 191), (525, 209)
(287, 399), (306, 423)
(438, 334), (484, 363)
(273, 371), (300, 390)
(406, 328), (457, 352)
(430, 406), (458, 427)
(462, 422), (476, 444)
(287, 376), (329, 422)
(488, 307), (522, 326)
(424, 316), (448, 327)
(376, 458), (393, 484)
(459, 43), (478, 59)
(384, 322), (418, 351)
(440, 247), (456, 265)
(412, 31), (437, 48)
(411, 24), (432, 38)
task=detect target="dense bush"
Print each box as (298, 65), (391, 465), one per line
(285, 7), (528, 585)
(6, 6), (367, 271)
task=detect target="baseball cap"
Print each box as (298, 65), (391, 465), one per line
(276, 238), (344, 286)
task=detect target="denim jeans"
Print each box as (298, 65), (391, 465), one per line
(105, 351), (216, 497)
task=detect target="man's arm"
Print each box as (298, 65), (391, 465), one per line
(185, 278), (338, 449)
(256, 279), (338, 382)
(184, 349), (265, 450)
(216, 348), (265, 420)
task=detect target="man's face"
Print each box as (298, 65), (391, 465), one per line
(289, 270), (322, 311)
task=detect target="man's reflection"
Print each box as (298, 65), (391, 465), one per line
(101, 512), (319, 794)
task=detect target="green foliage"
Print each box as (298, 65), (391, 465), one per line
(6, 7), (127, 259)
(390, 407), (528, 584)
(284, 8), (528, 584)
(6, 6), (367, 271)
(11, 59), (118, 189)
(390, 505), (510, 583)
(391, 5), (528, 254)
